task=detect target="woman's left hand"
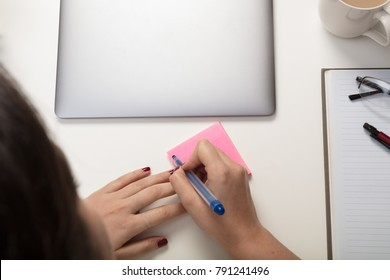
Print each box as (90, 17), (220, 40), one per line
(84, 167), (184, 259)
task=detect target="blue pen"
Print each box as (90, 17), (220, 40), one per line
(172, 155), (225, 215)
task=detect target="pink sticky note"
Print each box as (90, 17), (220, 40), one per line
(167, 122), (251, 174)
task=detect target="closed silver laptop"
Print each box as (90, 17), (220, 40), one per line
(55, 0), (275, 118)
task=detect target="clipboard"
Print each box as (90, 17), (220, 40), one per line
(322, 68), (390, 259)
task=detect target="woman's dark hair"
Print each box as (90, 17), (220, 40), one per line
(0, 66), (102, 259)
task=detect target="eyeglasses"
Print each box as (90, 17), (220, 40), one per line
(348, 76), (390, 101)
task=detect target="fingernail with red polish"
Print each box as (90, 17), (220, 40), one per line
(142, 167), (151, 172)
(157, 238), (168, 248)
(169, 166), (179, 175)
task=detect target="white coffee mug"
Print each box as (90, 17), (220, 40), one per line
(319, 0), (390, 46)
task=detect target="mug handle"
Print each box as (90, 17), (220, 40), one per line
(385, 3), (390, 13)
(363, 10), (390, 46)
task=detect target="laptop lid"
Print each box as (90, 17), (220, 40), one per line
(55, 0), (275, 118)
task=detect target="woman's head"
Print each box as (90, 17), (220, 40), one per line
(0, 65), (109, 259)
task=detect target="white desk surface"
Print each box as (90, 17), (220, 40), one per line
(1, 0), (389, 260)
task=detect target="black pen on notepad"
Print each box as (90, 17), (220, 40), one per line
(363, 123), (390, 150)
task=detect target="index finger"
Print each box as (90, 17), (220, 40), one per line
(183, 139), (229, 171)
(132, 203), (185, 236)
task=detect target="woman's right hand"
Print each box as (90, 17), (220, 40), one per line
(169, 140), (298, 259)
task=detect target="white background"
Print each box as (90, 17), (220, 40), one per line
(0, 0), (389, 260)
(2, 260), (390, 279)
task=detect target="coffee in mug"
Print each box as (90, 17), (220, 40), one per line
(319, 0), (390, 46)
(342, 0), (389, 9)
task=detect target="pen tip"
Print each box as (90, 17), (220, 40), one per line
(363, 122), (374, 131)
(172, 155), (176, 159)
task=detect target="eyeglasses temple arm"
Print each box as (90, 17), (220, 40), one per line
(349, 90), (382, 101)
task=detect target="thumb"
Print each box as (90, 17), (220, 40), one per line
(115, 236), (168, 259)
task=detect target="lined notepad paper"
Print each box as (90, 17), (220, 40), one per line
(323, 69), (390, 259)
